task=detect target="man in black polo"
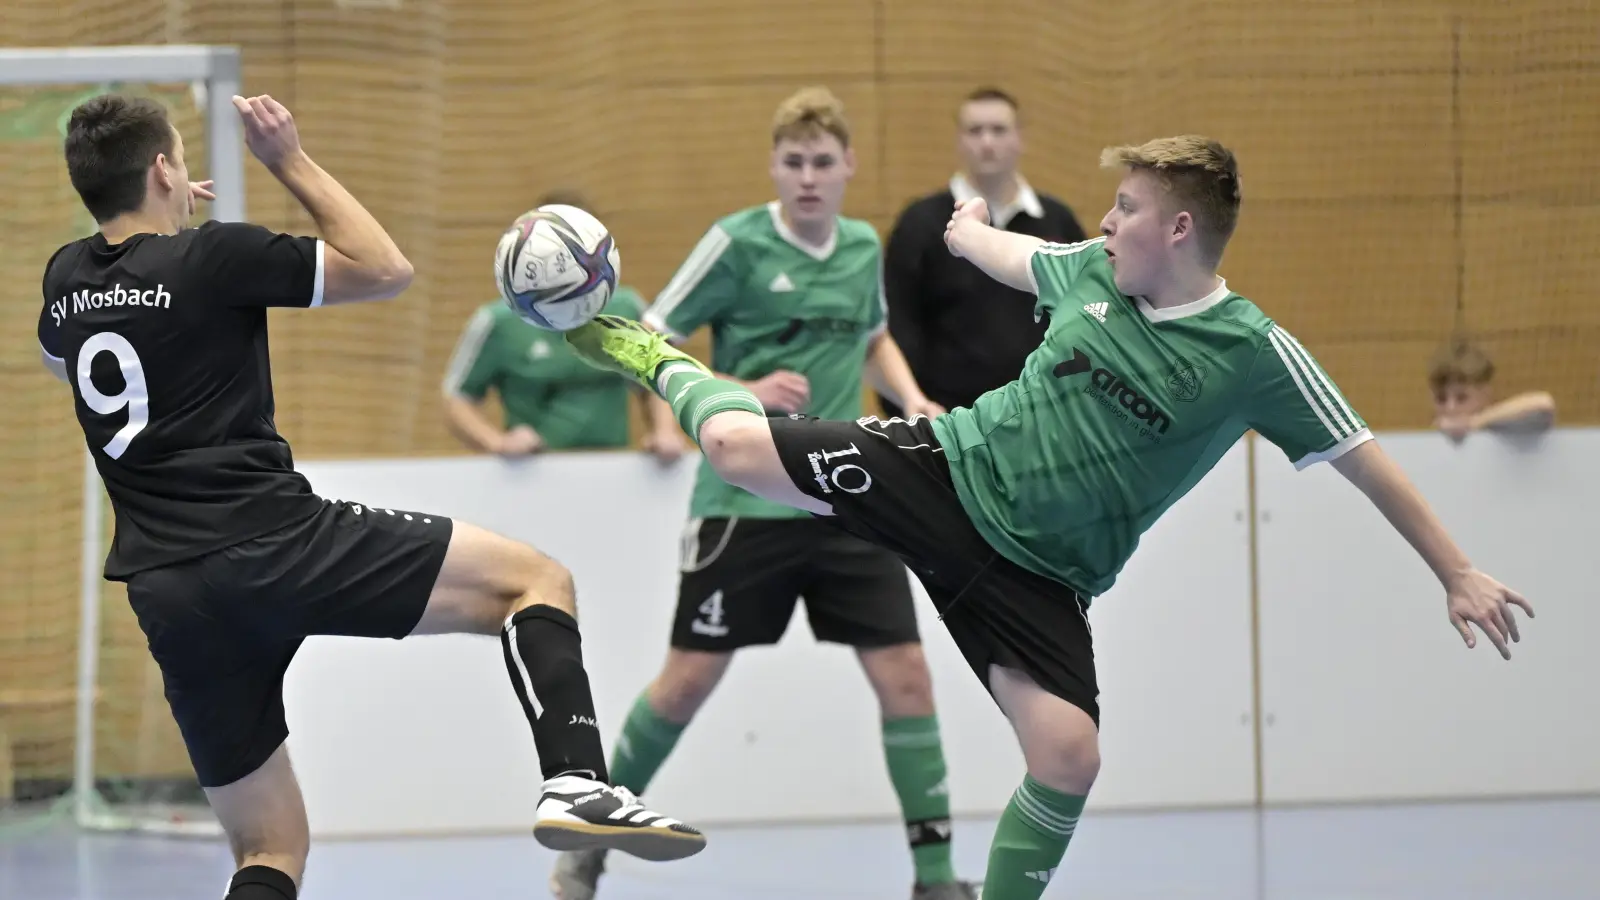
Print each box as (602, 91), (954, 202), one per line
(880, 87), (1088, 417)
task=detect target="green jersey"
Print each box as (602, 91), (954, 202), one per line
(646, 202), (887, 519)
(932, 238), (1370, 598)
(443, 288), (646, 450)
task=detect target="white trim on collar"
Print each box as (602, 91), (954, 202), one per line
(950, 173), (1045, 228)
(767, 201), (836, 261)
(1135, 277), (1233, 323)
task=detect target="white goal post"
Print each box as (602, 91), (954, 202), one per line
(0, 45), (246, 832)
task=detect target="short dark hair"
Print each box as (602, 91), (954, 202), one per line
(962, 87), (1020, 112)
(64, 94), (175, 223)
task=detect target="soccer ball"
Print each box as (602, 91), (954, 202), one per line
(493, 204), (620, 331)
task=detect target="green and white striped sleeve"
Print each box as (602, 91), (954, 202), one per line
(1247, 325), (1372, 469)
(1027, 236), (1107, 316)
(441, 305), (499, 400)
(644, 224), (740, 342)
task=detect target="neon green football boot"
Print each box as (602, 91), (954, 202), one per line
(564, 315), (707, 389)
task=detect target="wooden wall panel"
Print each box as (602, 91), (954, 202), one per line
(1460, 71), (1600, 202)
(1457, 2), (1600, 69)
(1135, 1), (1455, 76)
(439, 84), (616, 227)
(605, 82), (885, 218)
(443, 3), (612, 82)
(1123, 75), (1457, 201)
(613, 1), (876, 85)
(1462, 205), (1600, 331)
(882, 0), (1000, 79)
(1223, 201), (1459, 340)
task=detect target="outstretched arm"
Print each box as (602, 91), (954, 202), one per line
(1330, 440), (1534, 658)
(1475, 391), (1557, 433)
(941, 197), (1046, 293)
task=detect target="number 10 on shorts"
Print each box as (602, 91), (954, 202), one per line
(806, 443), (873, 496)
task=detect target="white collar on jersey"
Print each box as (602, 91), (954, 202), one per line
(767, 201), (837, 261)
(1135, 277), (1232, 323)
(950, 173), (1046, 230)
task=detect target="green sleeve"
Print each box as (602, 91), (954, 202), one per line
(643, 224), (741, 340)
(1026, 236), (1107, 317)
(441, 305), (501, 400)
(1246, 324), (1372, 469)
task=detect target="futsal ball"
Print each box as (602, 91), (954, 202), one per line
(493, 204), (620, 331)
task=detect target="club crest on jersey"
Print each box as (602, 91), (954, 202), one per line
(1167, 356), (1206, 402)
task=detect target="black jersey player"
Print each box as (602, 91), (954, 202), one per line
(36, 94), (705, 900)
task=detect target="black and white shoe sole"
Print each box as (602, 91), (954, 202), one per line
(534, 820), (707, 862)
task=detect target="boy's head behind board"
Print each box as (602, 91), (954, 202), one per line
(1429, 342), (1495, 418)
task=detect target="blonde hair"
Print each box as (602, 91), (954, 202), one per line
(1428, 340), (1495, 392)
(772, 86), (851, 148)
(1100, 135), (1241, 265)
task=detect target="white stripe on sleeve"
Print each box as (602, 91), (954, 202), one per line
(441, 307), (496, 398)
(646, 225), (733, 340)
(1265, 326), (1353, 443)
(309, 239), (326, 308)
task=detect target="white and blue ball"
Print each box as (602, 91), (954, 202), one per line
(493, 204), (619, 331)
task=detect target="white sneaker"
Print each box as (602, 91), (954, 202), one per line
(534, 774), (706, 862)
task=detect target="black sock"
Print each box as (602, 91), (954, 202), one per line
(500, 605), (610, 783)
(226, 865), (296, 899)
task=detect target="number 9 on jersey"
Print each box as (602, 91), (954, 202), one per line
(77, 331), (150, 460)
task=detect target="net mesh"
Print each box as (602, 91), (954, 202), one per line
(1, 77), (207, 829)
(1, 0), (1596, 829)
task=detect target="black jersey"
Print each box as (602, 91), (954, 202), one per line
(37, 220), (330, 580)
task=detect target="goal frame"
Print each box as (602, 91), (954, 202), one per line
(0, 44), (245, 832)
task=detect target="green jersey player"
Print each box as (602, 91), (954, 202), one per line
(551, 88), (972, 900)
(565, 135), (1534, 900)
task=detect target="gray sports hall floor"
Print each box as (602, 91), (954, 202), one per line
(4, 798), (1598, 899)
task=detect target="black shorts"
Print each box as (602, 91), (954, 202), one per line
(124, 498), (453, 788)
(671, 516), (920, 651)
(769, 414), (1100, 725)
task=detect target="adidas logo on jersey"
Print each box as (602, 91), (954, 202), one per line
(1025, 868), (1057, 883)
(770, 272), (795, 292)
(1083, 301), (1108, 322)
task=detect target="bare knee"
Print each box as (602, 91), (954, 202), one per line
(512, 547), (576, 618)
(1020, 722), (1100, 795)
(699, 413), (768, 490)
(859, 642), (936, 719)
(991, 665), (1100, 795)
(415, 523), (577, 636)
(646, 650), (732, 723)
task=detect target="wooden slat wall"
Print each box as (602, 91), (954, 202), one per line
(1, 0), (1595, 783)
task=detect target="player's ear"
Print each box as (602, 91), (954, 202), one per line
(152, 153), (175, 193)
(842, 146), (858, 178)
(1170, 209), (1194, 243)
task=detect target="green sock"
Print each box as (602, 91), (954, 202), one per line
(882, 715), (956, 886)
(652, 359), (765, 442)
(607, 692), (687, 795)
(982, 776), (1085, 899)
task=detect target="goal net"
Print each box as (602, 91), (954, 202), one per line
(0, 46), (243, 837)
